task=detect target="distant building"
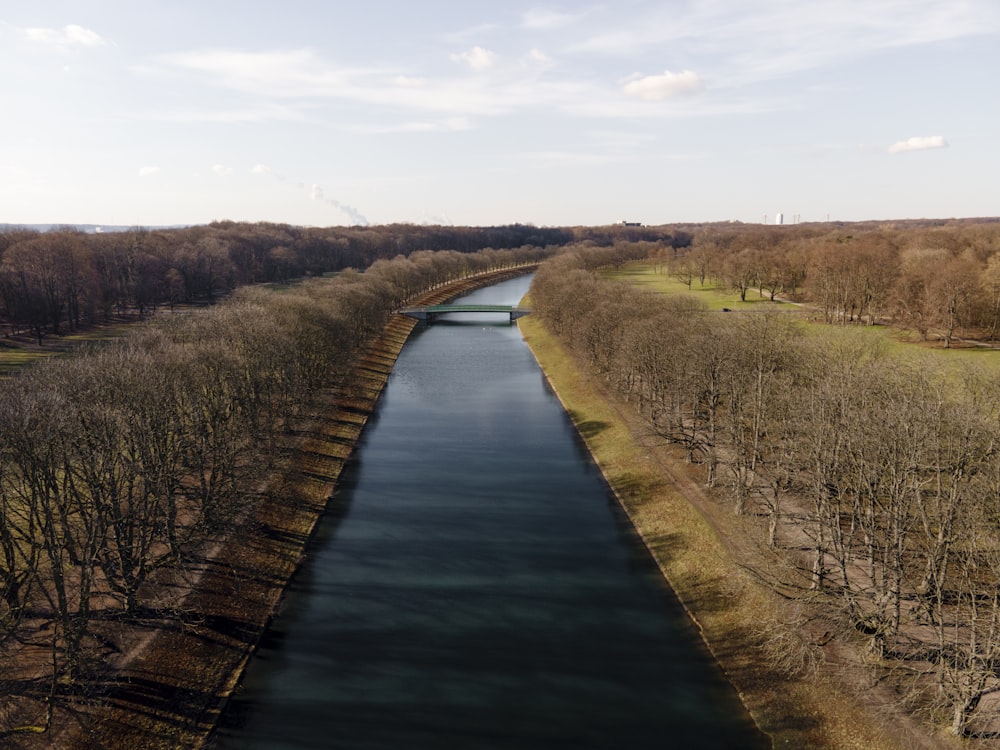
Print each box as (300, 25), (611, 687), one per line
(618, 221), (643, 227)
(775, 212), (784, 225)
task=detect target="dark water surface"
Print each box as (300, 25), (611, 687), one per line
(212, 276), (769, 749)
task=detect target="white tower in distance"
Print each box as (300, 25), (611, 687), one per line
(775, 212), (784, 225)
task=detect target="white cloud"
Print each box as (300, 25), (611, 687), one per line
(250, 164), (289, 182)
(571, 29), (643, 57)
(589, 129), (657, 150)
(522, 10), (576, 30)
(144, 43), (729, 122)
(351, 117), (474, 134)
(154, 49), (367, 97)
(449, 46), (498, 71)
(23, 24), (106, 47)
(212, 164), (233, 176)
(575, 1), (1000, 87)
(393, 75), (426, 88)
(149, 49), (508, 116)
(514, 150), (622, 168)
(134, 103), (306, 125)
(888, 135), (949, 154)
(139, 33), (778, 125)
(524, 48), (552, 65)
(138, 166), (160, 177)
(443, 23), (500, 45)
(623, 70), (704, 100)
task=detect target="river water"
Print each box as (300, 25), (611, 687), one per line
(212, 275), (769, 749)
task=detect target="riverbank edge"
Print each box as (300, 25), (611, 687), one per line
(33, 267), (534, 750)
(516, 313), (947, 750)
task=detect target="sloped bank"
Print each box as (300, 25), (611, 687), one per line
(37, 267), (535, 750)
(517, 313), (948, 750)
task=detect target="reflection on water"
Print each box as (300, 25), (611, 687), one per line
(212, 276), (769, 749)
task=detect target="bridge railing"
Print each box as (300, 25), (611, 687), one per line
(395, 304), (533, 323)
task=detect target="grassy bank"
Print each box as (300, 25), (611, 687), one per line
(518, 312), (944, 750)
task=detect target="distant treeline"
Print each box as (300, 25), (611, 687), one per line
(669, 218), (1000, 345)
(0, 221), (690, 342)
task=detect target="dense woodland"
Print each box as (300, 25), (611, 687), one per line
(530, 220), (1000, 738)
(0, 221), (688, 342)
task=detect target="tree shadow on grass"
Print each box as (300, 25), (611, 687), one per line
(566, 410), (611, 439)
(0, 660), (219, 745)
(104, 674), (209, 720)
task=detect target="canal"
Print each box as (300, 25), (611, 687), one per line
(211, 275), (769, 749)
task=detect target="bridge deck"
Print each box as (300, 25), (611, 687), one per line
(396, 304), (532, 322)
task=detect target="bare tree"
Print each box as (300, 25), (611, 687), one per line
(0, 374), (99, 689)
(931, 500), (1000, 737)
(926, 253), (982, 348)
(721, 312), (800, 515)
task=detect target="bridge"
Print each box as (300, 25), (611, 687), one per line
(396, 304), (533, 324)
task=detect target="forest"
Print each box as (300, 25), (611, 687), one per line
(0, 221), (689, 344)
(529, 218), (1000, 739)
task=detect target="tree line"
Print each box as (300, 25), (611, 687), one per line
(668, 219), (1000, 346)
(0, 222), (576, 342)
(531, 243), (1000, 737)
(0, 220), (692, 345)
(0, 244), (549, 732)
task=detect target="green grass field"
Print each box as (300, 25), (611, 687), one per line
(609, 261), (1000, 371)
(0, 319), (140, 376)
(604, 264), (789, 312)
(0, 348), (59, 376)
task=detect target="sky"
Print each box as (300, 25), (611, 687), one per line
(1, 1), (999, 228)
